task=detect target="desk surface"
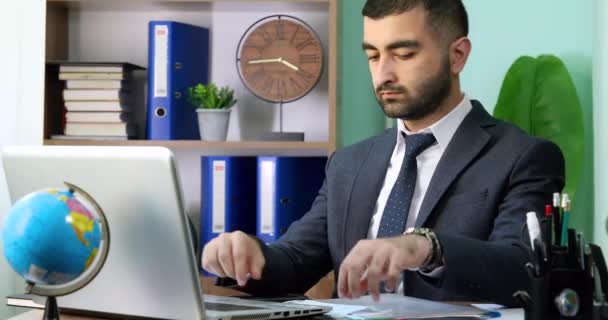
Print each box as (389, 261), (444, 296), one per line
(9, 308), (525, 319)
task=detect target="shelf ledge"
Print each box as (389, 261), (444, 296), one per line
(43, 139), (333, 156)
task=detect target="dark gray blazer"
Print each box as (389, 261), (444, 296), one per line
(242, 101), (565, 306)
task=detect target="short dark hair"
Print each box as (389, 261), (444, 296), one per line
(362, 0), (469, 44)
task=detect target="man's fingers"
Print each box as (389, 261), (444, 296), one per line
(385, 258), (402, 293)
(366, 249), (390, 301)
(232, 240), (249, 286)
(347, 264), (364, 298)
(338, 263), (353, 298)
(201, 243), (213, 272)
(358, 279), (369, 295)
(217, 235), (236, 279)
(200, 231), (267, 284)
(339, 241), (375, 299)
(384, 252), (407, 291)
(201, 242), (227, 278)
(249, 246), (266, 280)
(364, 266), (381, 301)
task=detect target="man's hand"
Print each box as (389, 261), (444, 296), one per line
(201, 231), (265, 287)
(338, 235), (431, 301)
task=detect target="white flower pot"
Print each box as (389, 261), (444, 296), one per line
(196, 108), (231, 141)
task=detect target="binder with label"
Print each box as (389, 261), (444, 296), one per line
(200, 156), (257, 274)
(147, 21), (209, 140)
(256, 156), (327, 243)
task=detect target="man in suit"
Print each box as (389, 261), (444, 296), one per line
(202, 0), (564, 306)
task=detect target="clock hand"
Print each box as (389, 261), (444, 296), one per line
(247, 57), (299, 71)
(278, 58), (299, 71)
(247, 58), (281, 64)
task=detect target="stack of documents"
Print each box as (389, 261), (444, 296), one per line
(286, 294), (501, 319)
(53, 62), (143, 140)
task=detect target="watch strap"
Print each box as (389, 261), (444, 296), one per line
(404, 227), (444, 272)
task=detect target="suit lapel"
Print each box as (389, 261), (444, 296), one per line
(343, 129), (396, 256)
(415, 101), (496, 227)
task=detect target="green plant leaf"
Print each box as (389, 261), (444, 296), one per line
(186, 82), (237, 109)
(494, 55), (584, 197)
(218, 86), (237, 109)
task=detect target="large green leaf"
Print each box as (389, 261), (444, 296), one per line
(494, 55), (584, 197)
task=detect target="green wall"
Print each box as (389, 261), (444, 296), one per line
(337, 0), (387, 148)
(463, 0), (594, 239)
(593, 1), (608, 248)
(337, 0), (594, 237)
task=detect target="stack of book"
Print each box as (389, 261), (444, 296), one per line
(53, 62), (143, 140)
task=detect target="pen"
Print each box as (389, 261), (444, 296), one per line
(533, 238), (548, 275)
(526, 211), (541, 249)
(553, 192), (561, 246)
(568, 229), (577, 268)
(560, 195), (570, 246)
(577, 232), (585, 270)
(543, 204), (553, 246)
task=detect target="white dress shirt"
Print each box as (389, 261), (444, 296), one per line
(367, 95), (473, 238)
(366, 95), (473, 290)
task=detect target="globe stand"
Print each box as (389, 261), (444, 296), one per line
(258, 101), (304, 141)
(9, 182), (111, 320)
(43, 296), (59, 320)
(25, 282), (59, 319)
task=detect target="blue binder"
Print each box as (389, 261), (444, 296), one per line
(200, 156), (257, 274)
(256, 156), (327, 243)
(147, 21), (209, 140)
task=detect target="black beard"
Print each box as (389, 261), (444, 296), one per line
(375, 57), (452, 120)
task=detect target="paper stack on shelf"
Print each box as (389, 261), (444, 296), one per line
(52, 62), (144, 140)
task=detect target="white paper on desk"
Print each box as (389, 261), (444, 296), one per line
(285, 299), (369, 318)
(314, 294), (496, 319)
(471, 303), (505, 311)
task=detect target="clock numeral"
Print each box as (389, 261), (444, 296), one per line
(296, 70), (314, 83)
(260, 28), (273, 46)
(296, 37), (315, 51)
(278, 80), (288, 99)
(289, 77), (303, 92)
(243, 44), (263, 54)
(290, 26), (301, 45)
(275, 22), (285, 40)
(249, 70), (266, 84)
(262, 77), (275, 95)
(299, 54), (320, 64)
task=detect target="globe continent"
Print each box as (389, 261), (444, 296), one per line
(2, 189), (101, 286)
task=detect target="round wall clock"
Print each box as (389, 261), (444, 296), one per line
(236, 15), (324, 103)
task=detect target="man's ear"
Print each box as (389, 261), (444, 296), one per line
(449, 37), (471, 75)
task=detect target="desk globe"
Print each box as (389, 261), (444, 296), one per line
(1, 182), (109, 320)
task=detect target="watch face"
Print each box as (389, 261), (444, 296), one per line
(236, 15), (324, 103)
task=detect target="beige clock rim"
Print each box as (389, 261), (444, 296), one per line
(235, 14), (325, 104)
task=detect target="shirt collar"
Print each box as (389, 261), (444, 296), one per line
(397, 94), (473, 153)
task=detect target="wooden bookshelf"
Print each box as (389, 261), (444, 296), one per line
(43, 0), (338, 298)
(48, 0), (329, 3)
(44, 139), (332, 155)
(44, 0), (338, 154)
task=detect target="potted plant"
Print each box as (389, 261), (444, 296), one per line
(493, 55), (584, 197)
(187, 83), (237, 141)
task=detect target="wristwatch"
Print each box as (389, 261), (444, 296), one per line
(403, 227), (444, 272)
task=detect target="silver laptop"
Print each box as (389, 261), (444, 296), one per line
(1, 146), (330, 320)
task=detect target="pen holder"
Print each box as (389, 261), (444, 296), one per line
(523, 246), (594, 320)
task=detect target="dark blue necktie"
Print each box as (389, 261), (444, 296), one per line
(377, 133), (436, 238)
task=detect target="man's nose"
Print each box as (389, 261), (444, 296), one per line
(375, 57), (398, 86)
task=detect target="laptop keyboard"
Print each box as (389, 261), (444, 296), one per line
(204, 302), (268, 312)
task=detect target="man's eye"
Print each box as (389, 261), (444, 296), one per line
(367, 55), (379, 61)
(397, 52), (415, 60)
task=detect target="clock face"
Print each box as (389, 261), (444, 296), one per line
(237, 16), (324, 103)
